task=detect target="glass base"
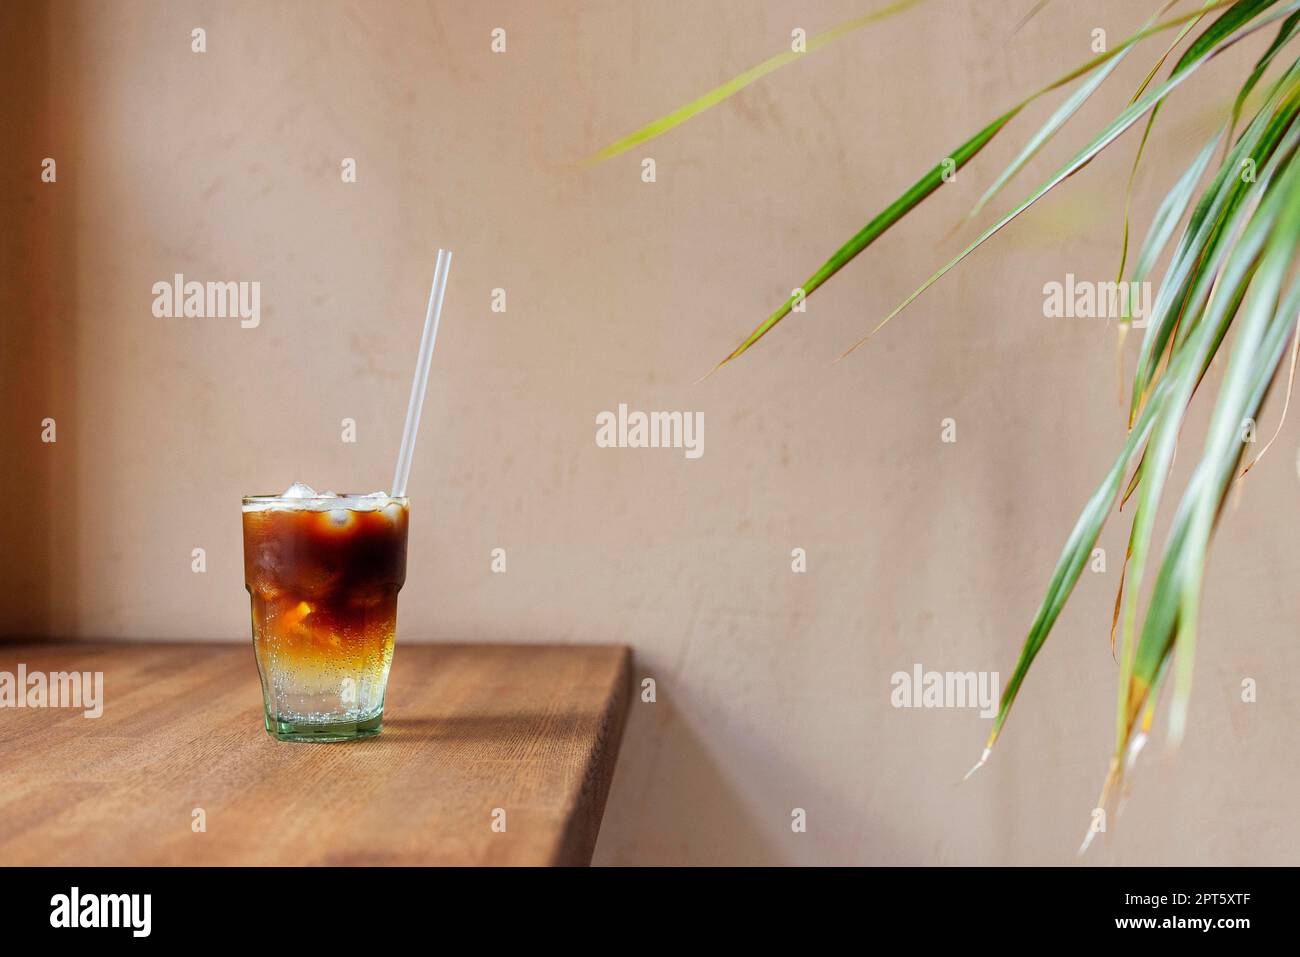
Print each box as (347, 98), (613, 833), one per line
(265, 711), (383, 743)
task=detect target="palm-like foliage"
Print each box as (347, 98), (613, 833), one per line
(589, 0), (1300, 842)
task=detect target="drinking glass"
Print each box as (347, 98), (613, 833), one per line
(241, 493), (408, 742)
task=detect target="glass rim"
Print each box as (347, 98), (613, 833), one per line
(241, 493), (410, 504)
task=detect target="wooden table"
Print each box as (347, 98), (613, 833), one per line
(0, 641), (631, 866)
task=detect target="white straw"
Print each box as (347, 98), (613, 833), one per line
(391, 249), (452, 498)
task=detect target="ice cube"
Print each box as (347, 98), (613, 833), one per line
(323, 508), (355, 529)
(352, 491), (390, 511)
(247, 541), (284, 598)
(294, 561), (342, 599)
(347, 582), (392, 610)
(281, 482), (318, 499)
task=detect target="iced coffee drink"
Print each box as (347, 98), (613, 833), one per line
(242, 483), (408, 742)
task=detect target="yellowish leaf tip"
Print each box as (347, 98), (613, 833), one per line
(694, 358), (728, 384)
(1123, 730), (1148, 774)
(834, 333), (872, 363)
(962, 747), (992, 782)
(1077, 823), (1100, 857)
(1166, 706), (1188, 753)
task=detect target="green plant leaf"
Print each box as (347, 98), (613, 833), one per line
(844, 2), (1298, 360)
(969, 1), (1179, 222)
(583, 0), (929, 165)
(1105, 120), (1300, 810)
(1134, 152), (1300, 754)
(1114, 0), (1218, 283)
(1131, 133), (1223, 287)
(716, 0), (1251, 371)
(967, 9), (1300, 769)
(1129, 63), (1300, 425)
(705, 110), (1016, 373)
(1228, 9), (1300, 140)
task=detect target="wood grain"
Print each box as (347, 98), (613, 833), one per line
(0, 641), (631, 866)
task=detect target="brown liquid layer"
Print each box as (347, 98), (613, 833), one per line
(243, 503), (408, 664)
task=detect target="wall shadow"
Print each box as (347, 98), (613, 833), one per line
(0, 4), (80, 638)
(591, 693), (785, 865)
